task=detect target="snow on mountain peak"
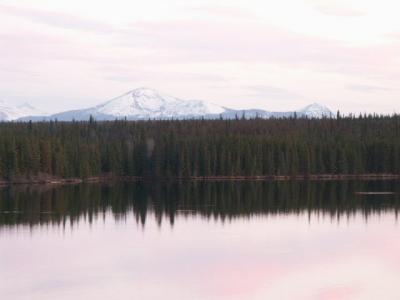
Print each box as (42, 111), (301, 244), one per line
(130, 87), (160, 98)
(299, 102), (332, 118)
(18, 102), (35, 110)
(93, 88), (225, 118)
(13, 88), (334, 121)
(0, 100), (44, 121)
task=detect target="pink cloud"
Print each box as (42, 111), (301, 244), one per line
(313, 6), (365, 17)
(120, 20), (400, 79)
(307, 0), (366, 17)
(0, 4), (114, 33)
(190, 5), (258, 19)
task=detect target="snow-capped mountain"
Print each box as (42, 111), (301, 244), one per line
(18, 88), (333, 121)
(0, 100), (45, 121)
(42, 88), (226, 121)
(298, 103), (333, 118)
(90, 88), (224, 118)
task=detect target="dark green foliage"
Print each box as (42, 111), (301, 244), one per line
(0, 115), (400, 179)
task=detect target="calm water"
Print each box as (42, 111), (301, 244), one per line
(1, 181), (400, 300)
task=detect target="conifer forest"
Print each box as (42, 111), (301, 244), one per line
(1, 115), (400, 180)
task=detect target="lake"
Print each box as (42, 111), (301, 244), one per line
(1, 181), (400, 299)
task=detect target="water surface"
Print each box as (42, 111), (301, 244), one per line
(1, 181), (400, 299)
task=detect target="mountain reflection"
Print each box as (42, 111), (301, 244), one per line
(0, 181), (399, 228)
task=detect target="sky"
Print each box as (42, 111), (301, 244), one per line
(1, 0), (400, 114)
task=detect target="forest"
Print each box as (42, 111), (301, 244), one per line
(0, 114), (400, 181)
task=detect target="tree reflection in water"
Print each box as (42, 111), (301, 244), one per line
(0, 180), (399, 229)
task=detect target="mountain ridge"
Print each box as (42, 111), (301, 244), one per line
(0, 100), (45, 121)
(15, 88), (333, 121)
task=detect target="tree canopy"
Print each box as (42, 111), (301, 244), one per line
(0, 115), (399, 179)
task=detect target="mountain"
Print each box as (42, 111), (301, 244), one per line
(221, 103), (332, 119)
(0, 100), (45, 121)
(19, 88), (333, 121)
(297, 103), (333, 118)
(49, 88), (226, 121)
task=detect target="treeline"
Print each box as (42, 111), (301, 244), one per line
(1, 115), (400, 180)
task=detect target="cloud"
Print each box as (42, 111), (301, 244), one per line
(243, 85), (302, 100)
(120, 19), (400, 80)
(0, 4), (114, 33)
(387, 32), (400, 41)
(103, 72), (229, 84)
(99, 64), (230, 83)
(314, 5), (365, 17)
(307, 0), (366, 17)
(347, 84), (393, 93)
(190, 5), (257, 19)
(124, 20), (337, 63)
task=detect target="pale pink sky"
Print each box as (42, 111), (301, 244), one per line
(1, 0), (400, 114)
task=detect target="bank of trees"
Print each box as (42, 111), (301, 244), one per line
(0, 115), (400, 179)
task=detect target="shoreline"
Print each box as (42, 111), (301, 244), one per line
(0, 174), (399, 186)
